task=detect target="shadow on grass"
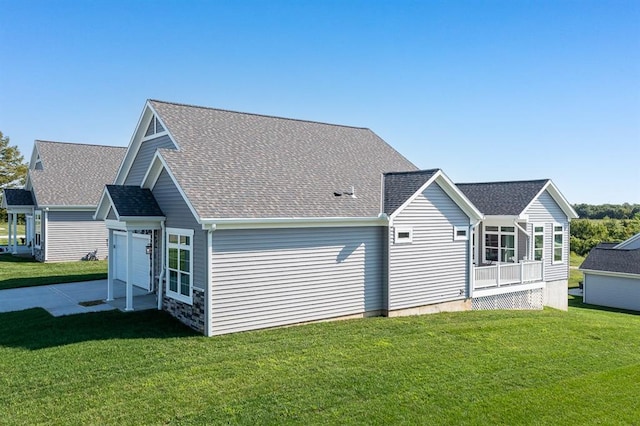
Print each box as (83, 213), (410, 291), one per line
(0, 273), (109, 290)
(569, 295), (640, 316)
(0, 308), (198, 350)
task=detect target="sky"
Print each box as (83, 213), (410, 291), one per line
(1, 0), (638, 204)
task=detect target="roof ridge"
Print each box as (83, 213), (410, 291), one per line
(384, 168), (440, 176)
(457, 178), (549, 186)
(148, 99), (371, 131)
(35, 140), (127, 150)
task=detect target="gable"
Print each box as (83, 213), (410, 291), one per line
(124, 134), (175, 186)
(524, 190), (570, 223)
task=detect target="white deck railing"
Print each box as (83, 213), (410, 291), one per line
(473, 260), (543, 290)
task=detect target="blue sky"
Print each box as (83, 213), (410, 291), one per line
(1, 0), (638, 204)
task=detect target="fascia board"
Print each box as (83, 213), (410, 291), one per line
(522, 180), (579, 220)
(615, 233), (640, 249)
(581, 269), (640, 280)
(150, 152), (203, 225)
(388, 172), (441, 223)
(200, 215), (388, 230)
(434, 173), (484, 222)
(114, 102), (151, 185)
(94, 188), (116, 220)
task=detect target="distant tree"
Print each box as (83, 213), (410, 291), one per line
(0, 131), (28, 223)
(0, 131), (28, 188)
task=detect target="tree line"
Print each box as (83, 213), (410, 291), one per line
(570, 203), (640, 255)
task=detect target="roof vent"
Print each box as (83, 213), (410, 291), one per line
(334, 186), (356, 198)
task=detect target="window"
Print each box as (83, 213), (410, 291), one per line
(34, 211), (42, 248)
(484, 225), (516, 263)
(166, 228), (193, 304)
(533, 225), (544, 261)
(553, 225), (564, 263)
(394, 227), (413, 244)
(144, 115), (165, 137)
(453, 226), (468, 241)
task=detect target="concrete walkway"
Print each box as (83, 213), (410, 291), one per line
(0, 280), (157, 317)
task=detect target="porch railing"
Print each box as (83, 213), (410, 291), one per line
(473, 260), (543, 290)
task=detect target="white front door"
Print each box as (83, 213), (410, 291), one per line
(113, 232), (151, 291)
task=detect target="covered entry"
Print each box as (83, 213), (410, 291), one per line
(113, 231), (151, 290)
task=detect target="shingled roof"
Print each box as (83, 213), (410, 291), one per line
(383, 169), (440, 215)
(456, 179), (549, 216)
(1, 188), (34, 207)
(105, 185), (164, 217)
(148, 100), (417, 218)
(580, 243), (640, 276)
(29, 141), (126, 207)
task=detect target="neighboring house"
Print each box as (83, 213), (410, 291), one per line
(95, 99), (577, 336)
(457, 180), (579, 310)
(579, 233), (640, 312)
(1, 141), (126, 262)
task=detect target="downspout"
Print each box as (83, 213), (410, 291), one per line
(157, 221), (165, 310)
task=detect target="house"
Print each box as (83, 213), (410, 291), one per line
(457, 180), (579, 310)
(1, 141), (126, 261)
(579, 233), (640, 311)
(95, 99), (577, 335)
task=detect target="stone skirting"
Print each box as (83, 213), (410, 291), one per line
(34, 247), (44, 262)
(163, 287), (206, 333)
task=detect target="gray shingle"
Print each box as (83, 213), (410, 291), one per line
(456, 180), (549, 216)
(580, 244), (640, 275)
(2, 189), (34, 206)
(106, 185), (164, 217)
(149, 100), (417, 219)
(383, 169), (440, 215)
(29, 141), (126, 207)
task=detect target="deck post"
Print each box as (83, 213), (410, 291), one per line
(521, 261), (525, 283)
(496, 263), (501, 287)
(125, 230), (134, 311)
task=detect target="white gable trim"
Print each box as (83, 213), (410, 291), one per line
(523, 180), (578, 220)
(142, 151), (202, 224)
(94, 187), (116, 221)
(115, 101), (179, 185)
(615, 232), (640, 249)
(388, 170), (483, 225)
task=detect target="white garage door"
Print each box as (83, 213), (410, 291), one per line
(114, 232), (151, 291)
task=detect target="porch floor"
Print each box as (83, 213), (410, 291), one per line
(108, 279), (157, 312)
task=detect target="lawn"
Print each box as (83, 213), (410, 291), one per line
(0, 255), (107, 290)
(0, 222), (26, 246)
(0, 297), (638, 425)
(569, 251), (585, 288)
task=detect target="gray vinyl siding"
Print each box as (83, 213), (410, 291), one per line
(517, 225), (527, 261)
(107, 207), (116, 220)
(45, 210), (108, 262)
(388, 182), (470, 310)
(524, 190), (570, 282)
(210, 226), (383, 335)
(124, 135), (175, 186)
(152, 169), (207, 289)
(584, 273), (640, 311)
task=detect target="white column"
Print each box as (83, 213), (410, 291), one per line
(7, 213), (12, 248)
(125, 230), (134, 311)
(12, 213), (18, 254)
(106, 228), (114, 301)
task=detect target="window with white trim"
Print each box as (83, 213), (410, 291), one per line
(553, 225), (564, 264)
(144, 115), (165, 138)
(453, 226), (469, 241)
(394, 227), (413, 244)
(34, 211), (42, 248)
(484, 225), (516, 263)
(166, 228), (193, 304)
(533, 225), (544, 261)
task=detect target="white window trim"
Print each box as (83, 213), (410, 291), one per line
(165, 227), (194, 305)
(552, 223), (565, 264)
(483, 224), (518, 263)
(533, 224), (544, 262)
(453, 226), (469, 241)
(394, 227), (413, 244)
(34, 210), (42, 249)
(142, 116), (168, 141)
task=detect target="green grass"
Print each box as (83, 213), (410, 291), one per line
(0, 222), (26, 246)
(1, 298), (638, 425)
(0, 255), (107, 290)
(569, 251), (586, 288)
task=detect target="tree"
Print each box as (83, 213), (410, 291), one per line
(0, 131), (28, 189)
